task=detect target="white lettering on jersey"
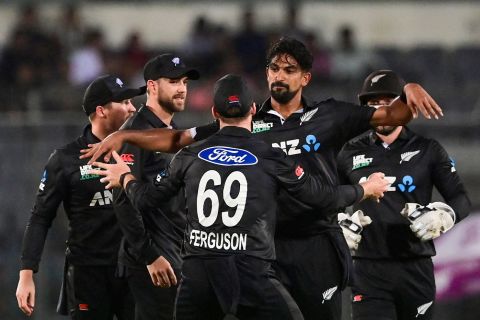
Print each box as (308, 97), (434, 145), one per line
(89, 190), (113, 206)
(272, 139), (301, 156)
(352, 154), (373, 170)
(359, 176), (396, 192)
(189, 229), (248, 251)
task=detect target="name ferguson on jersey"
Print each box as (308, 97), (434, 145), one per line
(189, 229), (248, 251)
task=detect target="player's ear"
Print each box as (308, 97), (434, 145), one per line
(95, 105), (107, 118)
(251, 102), (256, 116)
(211, 106), (220, 120)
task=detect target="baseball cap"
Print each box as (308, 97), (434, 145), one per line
(358, 70), (405, 105)
(82, 75), (146, 115)
(143, 53), (200, 81)
(213, 74), (252, 118)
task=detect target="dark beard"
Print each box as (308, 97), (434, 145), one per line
(270, 82), (298, 104)
(375, 126), (398, 136)
(158, 96), (183, 114)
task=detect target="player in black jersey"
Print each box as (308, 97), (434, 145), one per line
(90, 74), (389, 320)
(113, 54), (199, 320)
(337, 70), (471, 320)
(81, 37), (443, 320)
(16, 75), (143, 319)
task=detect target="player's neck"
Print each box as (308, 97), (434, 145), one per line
(270, 93), (303, 119)
(219, 118), (252, 132)
(146, 100), (174, 127)
(376, 126), (403, 145)
(90, 123), (110, 141)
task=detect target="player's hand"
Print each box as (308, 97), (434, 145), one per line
(338, 210), (372, 251)
(403, 83), (443, 120)
(147, 256), (177, 288)
(360, 172), (390, 202)
(400, 202), (455, 241)
(16, 270), (35, 316)
(79, 130), (126, 164)
(88, 151), (132, 189)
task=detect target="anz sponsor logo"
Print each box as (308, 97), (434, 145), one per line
(359, 175), (416, 193)
(89, 190), (113, 206)
(272, 134), (321, 156)
(198, 146), (258, 166)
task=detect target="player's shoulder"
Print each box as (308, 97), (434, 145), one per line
(120, 111), (150, 130)
(343, 130), (373, 150)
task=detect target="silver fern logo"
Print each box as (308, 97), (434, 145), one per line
(371, 74), (386, 85)
(322, 286), (338, 304)
(400, 150), (420, 164)
(416, 301), (433, 317)
(300, 107), (318, 125)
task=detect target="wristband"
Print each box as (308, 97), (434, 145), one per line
(119, 172), (132, 188)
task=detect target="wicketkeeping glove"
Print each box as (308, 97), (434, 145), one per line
(338, 210), (372, 251)
(400, 202), (456, 241)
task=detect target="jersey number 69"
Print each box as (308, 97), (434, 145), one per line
(197, 170), (248, 227)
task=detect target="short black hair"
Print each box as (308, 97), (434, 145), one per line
(266, 37), (313, 71)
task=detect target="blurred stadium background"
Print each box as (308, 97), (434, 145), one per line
(0, 0), (479, 319)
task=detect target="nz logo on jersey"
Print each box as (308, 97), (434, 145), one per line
(198, 146), (258, 166)
(272, 134), (321, 155)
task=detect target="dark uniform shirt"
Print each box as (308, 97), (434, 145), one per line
(125, 126), (363, 260)
(21, 125), (123, 271)
(253, 97), (375, 237)
(337, 127), (471, 259)
(113, 106), (186, 270)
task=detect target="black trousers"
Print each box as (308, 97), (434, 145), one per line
(351, 258), (436, 320)
(65, 264), (134, 320)
(273, 232), (349, 320)
(175, 256), (304, 320)
(126, 266), (180, 320)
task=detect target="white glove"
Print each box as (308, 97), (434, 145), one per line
(400, 202), (456, 241)
(338, 210), (372, 251)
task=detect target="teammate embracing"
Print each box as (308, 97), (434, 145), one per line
(337, 70), (471, 320)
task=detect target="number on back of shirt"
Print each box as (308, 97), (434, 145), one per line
(197, 170), (248, 227)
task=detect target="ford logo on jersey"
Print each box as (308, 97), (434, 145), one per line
(198, 146), (258, 166)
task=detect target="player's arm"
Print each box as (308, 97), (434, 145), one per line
(17, 151), (67, 316)
(91, 151), (185, 213)
(81, 121), (219, 163)
(430, 140), (471, 222)
(274, 152), (388, 213)
(111, 142), (162, 266)
(370, 83), (443, 126)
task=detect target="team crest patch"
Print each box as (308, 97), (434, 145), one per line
(252, 120), (273, 133)
(198, 146), (258, 166)
(352, 154), (373, 170)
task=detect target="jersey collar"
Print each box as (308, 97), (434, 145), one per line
(217, 126), (252, 137)
(138, 105), (177, 129)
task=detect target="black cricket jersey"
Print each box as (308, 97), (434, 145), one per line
(113, 106), (186, 269)
(21, 125), (123, 271)
(337, 128), (471, 259)
(125, 126), (362, 260)
(253, 97), (375, 237)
